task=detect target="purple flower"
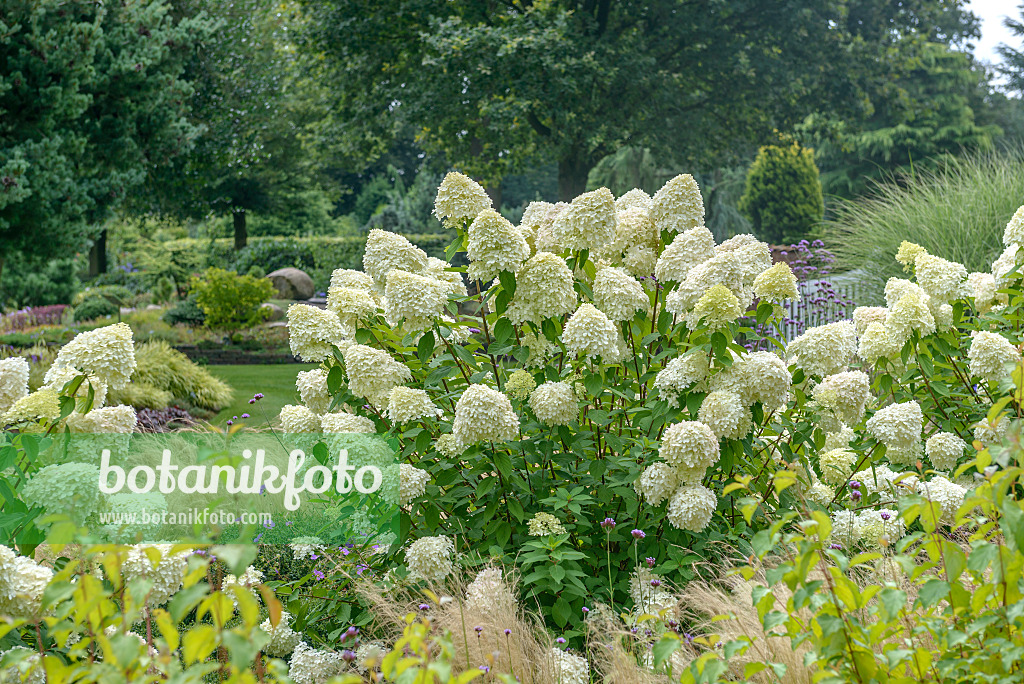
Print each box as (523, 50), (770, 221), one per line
(342, 649), (356, 663)
(850, 490), (862, 502)
(582, 607), (589, 614)
(650, 579), (662, 588)
(849, 480), (861, 490)
(829, 543), (842, 550)
(419, 604), (429, 611)
(469, 327), (481, 334)
(631, 529), (645, 540)
(504, 629), (512, 635)
(880, 512), (891, 521)
(600, 517), (616, 530)
(556, 637), (566, 644)
(248, 398), (256, 404)
(645, 557), (656, 568)
(475, 626), (483, 633)
(313, 569), (325, 580)
(241, 413), (250, 419)
(480, 666), (490, 673)
(346, 626), (359, 638)
(226, 420), (233, 426)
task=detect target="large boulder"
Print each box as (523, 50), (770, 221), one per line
(260, 302), (286, 322)
(266, 268), (315, 300)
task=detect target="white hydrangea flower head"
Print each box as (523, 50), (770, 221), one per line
(857, 509), (905, 548)
(968, 331), (1020, 382)
(665, 251), (747, 314)
(917, 476), (967, 522)
(914, 253), (969, 302)
(436, 433), (463, 458)
(260, 611), (303, 657)
(616, 188), (653, 213)
(433, 172), (492, 226)
(1004, 205), (1024, 247)
(387, 386), (441, 424)
(806, 481), (835, 506)
(287, 304), (349, 362)
(330, 268), (375, 293)
(0, 357), (29, 414)
(852, 306), (888, 335)
(788, 321), (857, 378)
(666, 483), (716, 532)
(715, 350), (792, 409)
(549, 648), (590, 684)
(651, 173), (704, 234)
(660, 421), (719, 471)
(528, 381), (577, 426)
(21, 462), (103, 524)
(528, 512), (566, 536)
(895, 241), (927, 270)
(993, 243), (1021, 284)
(622, 243), (658, 278)
(635, 462), (682, 505)
(592, 266), (648, 321)
(363, 229), (430, 291)
(0, 545), (53, 619)
(884, 278), (927, 308)
(866, 401), (923, 451)
(296, 369), (331, 414)
(830, 509), (860, 547)
(852, 464), (907, 496)
(288, 642), (346, 684)
(716, 234), (773, 282)
(289, 537), (326, 560)
(533, 202), (570, 253)
(884, 286), (935, 345)
(399, 463), (430, 505)
(223, 565), (264, 593)
(925, 432), (967, 471)
(817, 448), (857, 486)
(327, 285), (378, 329)
(2, 389), (61, 427)
(548, 187), (617, 252)
(466, 209), (531, 283)
(451, 384), (518, 448)
(45, 322), (135, 390)
(607, 207), (659, 261)
(812, 370), (871, 427)
(383, 269), (452, 333)
(655, 227), (716, 283)
(698, 390), (751, 440)
(505, 251), (576, 325)
(967, 272), (1002, 313)
(279, 404), (321, 433)
(518, 200), (555, 249)
(342, 344), (412, 409)
(405, 535), (455, 584)
(121, 544), (191, 606)
(753, 262), (799, 303)
(654, 351), (710, 407)
(354, 642), (387, 674)
(465, 566), (517, 613)
(504, 369), (536, 401)
(425, 257), (468, 297)
(857, 322), (902, 366)
(974, 415), (1010, 446)
(41, 365), (108, 409)
(885, 441), (924, 467)
(686, 283), (742, 330)
(320, 412), (375, 434)
(65, 405), (137, 433)
(824, 424), (856, 451)
(929, 300), (954, 331)
(0, 646), (44, 684)
(562, 303), (625, 363)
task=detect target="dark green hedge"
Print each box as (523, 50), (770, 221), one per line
(162, 234), (453, 291)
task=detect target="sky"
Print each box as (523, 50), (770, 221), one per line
(970, 0), (1018, 67)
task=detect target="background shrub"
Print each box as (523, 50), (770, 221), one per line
(0, 254), (82, 308)
(738, 140), (824, 244)
(162, 295), (206, 327)
(827, 150), (1024, 303)
(189, 267), (275, 330)
(71, 296), (119, 322)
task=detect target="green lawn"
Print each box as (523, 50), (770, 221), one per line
(207, 364), (317, 427)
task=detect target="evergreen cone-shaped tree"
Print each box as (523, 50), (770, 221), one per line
(739, 142), (824, 244)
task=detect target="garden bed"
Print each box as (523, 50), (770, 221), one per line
(173, 344), (302, 365)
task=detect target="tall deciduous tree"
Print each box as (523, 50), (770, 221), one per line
(0, 0), (214, 284)
(300, 0), (979, 201)
(1000, 3), (1024, 95)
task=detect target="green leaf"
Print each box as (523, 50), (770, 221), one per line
(552, 597), (572, 627)
(917, 579), (950, 608)
(494, 453), (513, 480)
(652, 637), (680, 668)
(327, 365), (344, 395)
(498, 270), (516, 297)
(355, 328), (372, 345)
(417, 330), (436, 360)
(493, 318), (513, 346)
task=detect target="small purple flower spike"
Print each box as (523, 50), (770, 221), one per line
(850, 490), (862, 501)
(504, 628), (511, 635)
(645, 556), (656, 567)
(829, 543), (842, 550)
(419, 603), (429, 611)
(582, 607), (589, 613)
(556, 637), (566, 644)
(631, 529), (645, 540)
(241, 413), (250, 419)
(600, 517), (616, 530)
(650, 579), (662, 587)
(475, 626), (483, 633)
(850, 480), (861, 490)
(880, 512), (891, 521)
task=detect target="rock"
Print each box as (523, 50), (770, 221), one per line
(266, 268), (315, 300)
(146, 304), (163, 311)
(260, 302), (285, 322)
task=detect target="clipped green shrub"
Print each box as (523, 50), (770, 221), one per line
(189, 267), (275, 330)
(153, 276), (176, 304)
(827, 150), (1024, 303)
(71, 296), (118, 322)
(71, 284), (132, 308)
(739, 141), (824, 244)
(105, 381), (174, 410)
(131, 340), (233, 410)
(162, 294), (206, 326)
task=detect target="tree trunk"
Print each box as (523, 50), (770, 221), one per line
(88, 230), (108, 277)
(233, 210), (247, 250)
(558, 152), (593, 201)
(484, 182), (502, 211)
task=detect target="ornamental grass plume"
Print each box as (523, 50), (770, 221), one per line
(363, 229), (430, 291)
(466, 209), (530, 283)
(451, 384), (519, 448)
(505, 251), (577, 325)
(562, 304), (625, 363)
(652, 173), (705, 234)
(433, 171), (492, 227)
